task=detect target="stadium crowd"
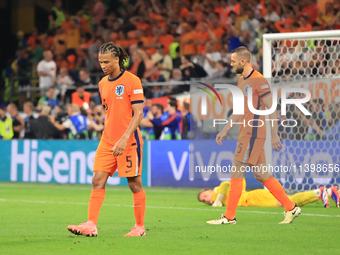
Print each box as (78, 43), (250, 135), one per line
(1, 0), (340, 140)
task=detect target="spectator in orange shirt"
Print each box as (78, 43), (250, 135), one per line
(221, 0), (241, 25)
(196, 11), (209, 30)
(61, 12), (71, 30)
(66, 20), (80, 57)
(115, 31), (128, 50)
(298, 15), (312, 32)
(76, 10), (90, 33)
(145, 66), (166, 83)
(210, 13), (225, 51)
(71, 83), (91, 110)
(79, 33), (94, 49)
(317, 2), (335, 29)
(126, 30), (138, 48)
(196, 22), (211, 55)
(130, 16), (150, 31)
(178, 2), (190, 19)
(55, 54), (68, 71)
(187, 11), (197, 24)
(156, 28), (174, 54)
(274, 18), (294, 33)
(295, 0), (320, 24)
(44, 31), (55, 51)
(214, 0), (227, 18)
(67, 54), (77, 70)
(27, 28), (42, 50)
(136, 29), (151, 51)
(180, 23), (198, 56)
(53, 28), (67, 57)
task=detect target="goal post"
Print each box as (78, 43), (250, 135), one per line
(263, 30), (340, 192)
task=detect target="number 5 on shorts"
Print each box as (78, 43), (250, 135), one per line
(126, 156), (132, 168)
(236, 143), (243, 154)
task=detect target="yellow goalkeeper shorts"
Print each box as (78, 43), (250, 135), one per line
(242, 189), (278, 207)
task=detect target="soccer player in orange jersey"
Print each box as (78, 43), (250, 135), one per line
(207, 46), (301, 225)
(67, 43), (146, 237)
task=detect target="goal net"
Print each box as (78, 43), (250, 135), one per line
(263, 31), (340, 192)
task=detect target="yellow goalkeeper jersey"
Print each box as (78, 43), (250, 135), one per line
(212, 180), (278, 207)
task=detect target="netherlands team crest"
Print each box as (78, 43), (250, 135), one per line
(116, 85), (124, 96)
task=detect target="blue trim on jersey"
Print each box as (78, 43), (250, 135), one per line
(134, 130), (141, 168)
(108, 70), (125, 81)
(243, 143), (249, 163)
(248, 138), (255, 159)
(134, 129), (141, 147)
(259, 91), (271, 98)
(131, 100), (144, 105)
(136, 146), (141, 168)
(252, 96), (261, 138)
(243, 69), (255, 80)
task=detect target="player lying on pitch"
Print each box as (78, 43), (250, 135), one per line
(198, 181), (340, 208)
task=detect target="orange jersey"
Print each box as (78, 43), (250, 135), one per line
(237, 70), (271, 139)
(99, 70), (144, 149)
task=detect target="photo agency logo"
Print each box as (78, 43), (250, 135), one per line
(197, 82), (223, 115)
(197, 83), (312, 128)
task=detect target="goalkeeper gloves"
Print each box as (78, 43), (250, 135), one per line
(212, 193), (224, 207)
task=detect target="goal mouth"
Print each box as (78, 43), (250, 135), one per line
(263, 31), (340, 192)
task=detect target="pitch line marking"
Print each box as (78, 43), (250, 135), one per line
(0, 183), (198, 193)
(0, 198), (339, 218)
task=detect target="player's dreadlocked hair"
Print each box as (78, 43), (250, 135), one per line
(99, 42), (129, 70)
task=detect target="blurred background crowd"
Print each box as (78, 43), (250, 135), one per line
(1, 0), (340, 141)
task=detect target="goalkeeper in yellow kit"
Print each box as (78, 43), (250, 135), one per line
(197, 180), (340, 208)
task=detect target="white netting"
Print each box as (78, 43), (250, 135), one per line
(266, 33), (340, 192)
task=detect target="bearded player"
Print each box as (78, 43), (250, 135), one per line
(67, 43), (146, 236)
(198, 181), (340, 208)
(207, 46), (302, 225)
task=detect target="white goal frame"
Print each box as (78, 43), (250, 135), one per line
(262, 30), (340, 170)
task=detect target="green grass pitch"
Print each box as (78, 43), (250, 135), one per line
(0, 182), (339, 255)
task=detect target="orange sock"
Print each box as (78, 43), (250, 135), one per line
(263, 178), (295, 211)
(133, 189), (146, 227)
(88, 189), (105, 225)
(224, 178), (243, 220)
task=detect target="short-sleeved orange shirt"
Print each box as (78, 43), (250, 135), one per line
(211, 26), (225, 50)
(237, 70), (272, 139)
(114, 40), (127, 49)
(99, 70), (144, 149)
(27, 36), (42, 49)
(196, 30), (210, 54)
(181, 30), (197, 55)
(158, 34), (174, 54)
(180, 7), (190, 18)
(135, 22), (150, 30)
